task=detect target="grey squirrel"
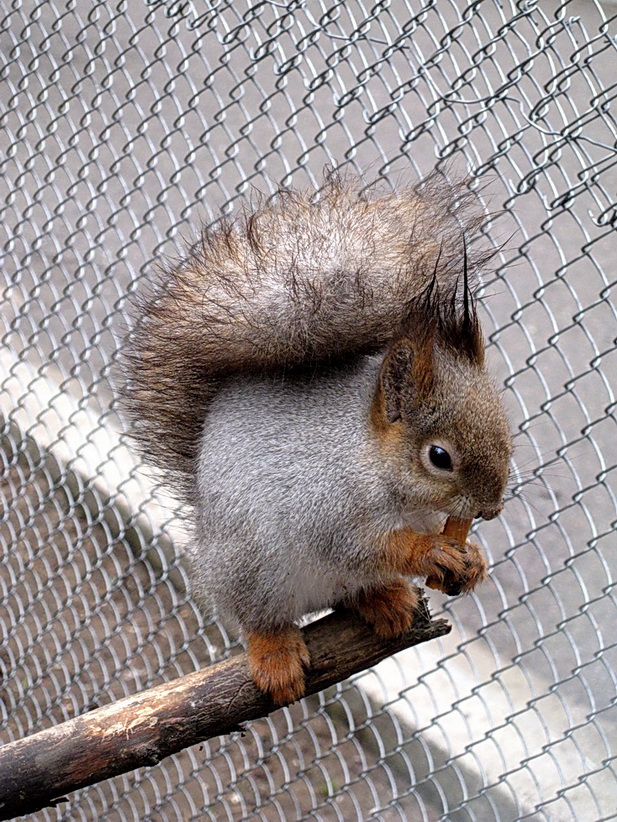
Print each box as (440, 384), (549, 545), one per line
(122, 172), (512, 705)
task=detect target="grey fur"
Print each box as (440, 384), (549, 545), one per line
(190, 357), (418, 630)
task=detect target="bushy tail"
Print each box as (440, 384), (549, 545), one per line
(120, 171), (494, 500)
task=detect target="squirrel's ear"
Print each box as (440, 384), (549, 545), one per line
(377, 334), (434, 424)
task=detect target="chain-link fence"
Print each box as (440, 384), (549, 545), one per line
(1, 0), (616, 820)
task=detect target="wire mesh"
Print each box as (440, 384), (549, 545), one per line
(1, 1), (616, 820)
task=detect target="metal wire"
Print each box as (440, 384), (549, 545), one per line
(1, 1), (616, 820)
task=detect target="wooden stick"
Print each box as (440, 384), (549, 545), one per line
(443, 515), (473, 543)
(0, 594), (449, 820)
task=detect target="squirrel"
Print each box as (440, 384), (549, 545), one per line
(121, 171), (513, 706)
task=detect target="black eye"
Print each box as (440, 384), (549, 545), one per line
(429, 445), (452, 471)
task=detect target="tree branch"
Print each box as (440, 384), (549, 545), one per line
(0, 593), (450, 820)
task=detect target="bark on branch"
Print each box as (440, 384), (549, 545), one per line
(0, 593), (450, 820)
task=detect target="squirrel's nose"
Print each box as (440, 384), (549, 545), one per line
(478, 505), (502, 521)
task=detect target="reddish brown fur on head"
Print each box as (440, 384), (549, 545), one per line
(379, 238), (485, 425)
(373, 240), (512, 523)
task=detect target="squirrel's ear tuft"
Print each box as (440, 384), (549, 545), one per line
(403, 236), (485, 368)
(452, 234), (485, 366)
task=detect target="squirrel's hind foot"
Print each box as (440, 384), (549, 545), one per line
(351, 577), (418, 639)
(247, 624), (311, 706)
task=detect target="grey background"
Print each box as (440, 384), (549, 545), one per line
(1, 1), (615, 820)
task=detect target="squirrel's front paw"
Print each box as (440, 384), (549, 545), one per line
(424, 537), (488, 596)
(246, 625), (311, 706)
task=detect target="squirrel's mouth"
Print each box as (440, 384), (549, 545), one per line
(441, 499), (504, 522)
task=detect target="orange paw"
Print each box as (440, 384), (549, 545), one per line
(246, 625), (310, 706)
(424, 538), (488, 595)
(352, 578), (418, 639)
